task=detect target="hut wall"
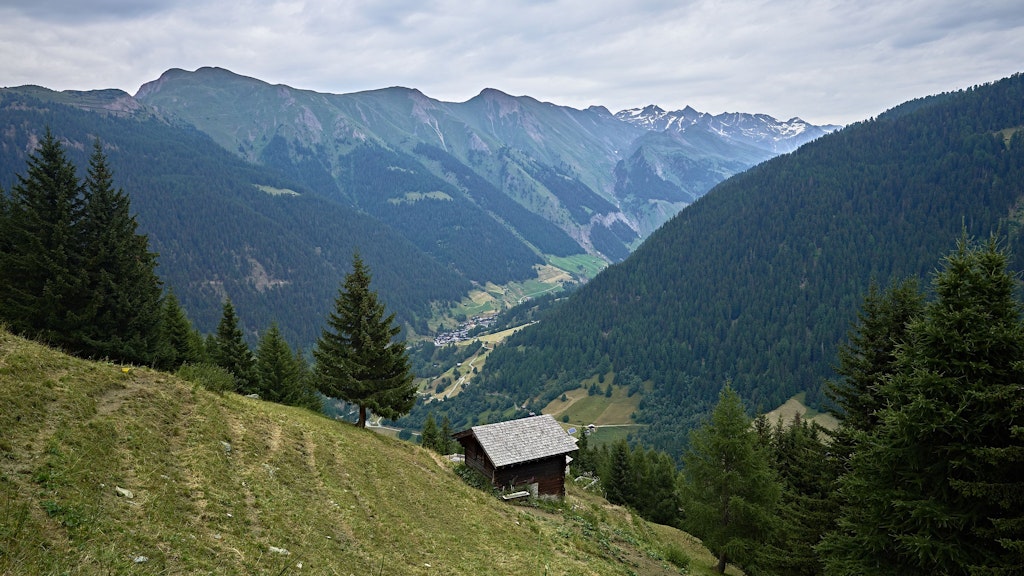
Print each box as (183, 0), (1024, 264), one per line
(493, 455), (567, 497)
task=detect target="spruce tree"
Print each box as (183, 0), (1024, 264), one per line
(439, 415), (454, 454)
(757, 416), (833, 576)
(420, 413), (440, 452)
(0, 128), (85, 349)
(603, 439), (634, 507)
(288, 349), (322, 411)
(211, 298), (258, 394)
(819, 236), (1024, 575)
(680, 385), (780, 574)
(313, 254), (416, 427)
(632, 447), (680, 526)
(825, 278), (924, 463)
(77, 139), (163, 364)
(156, 290), (205, 370)
(255, 323), (302, 403)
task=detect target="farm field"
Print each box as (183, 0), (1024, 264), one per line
(763, 392), (839, 431)
(542, 381), (642, 427)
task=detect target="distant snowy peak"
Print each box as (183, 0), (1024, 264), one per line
(615, 105), (703, 131)
(615, 106), (841, 153)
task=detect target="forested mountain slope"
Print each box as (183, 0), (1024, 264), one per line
(135, 67), (834, 260)
(0, 87), (468, 346)
(472, 73), (1024, 454)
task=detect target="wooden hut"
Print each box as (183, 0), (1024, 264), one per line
(453, 414), (578, 497)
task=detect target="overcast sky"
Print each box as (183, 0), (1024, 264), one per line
(1, 0), (1022, 125)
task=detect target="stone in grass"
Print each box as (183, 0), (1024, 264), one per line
(115, 486), (134, 499)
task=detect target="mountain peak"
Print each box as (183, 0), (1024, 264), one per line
(477, 87), (513, 100)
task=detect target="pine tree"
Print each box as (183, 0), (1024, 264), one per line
(632, 447), (680, 526)
(825, 278), (924, 460)
(680, 384), (780, 574)
(439, 415), (454, 454)
(313, 253), (416, 427)
(815, 278), (924, 575)
(288, 350), (322, 411)
(155, 290), (205, 370)
(756, 416), (833, 576)
(0, 128), (86, 349)
(211, 298), (258, 394)
(255, 323), (304, 404)
(603, 439), (634, 507)
(77, 139), (163, 364)
(420, 413), (440, 452)
(819, 236), (1024, 575)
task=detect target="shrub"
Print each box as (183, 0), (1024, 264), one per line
(662, 543), (690, 570)
(176, 363), (235, 395)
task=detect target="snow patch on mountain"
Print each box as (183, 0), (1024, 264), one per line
(615, 105), (840, 153)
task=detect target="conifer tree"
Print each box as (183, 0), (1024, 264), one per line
(420, 413), (440, 452)
(756, 416), (832, 576)
(255, 323), (303, 403)
(156, 290), (205, 370)
(77, 139), (163, 364)
(825, 278), (924, 461)
(632, 447), (681, 526)
(287, 349), (322, 411)
(603, 439), (634, 507)
(439, 415), (454, 454)
(0, 128), (85, 349)
(211, 298), (258, 394)
(680, 385), (780, 574)
(252, 324), (320, 410)
(819, 236), (1024, 575)
(313, 253), (416, 427)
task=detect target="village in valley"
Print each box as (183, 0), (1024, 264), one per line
(432, 314), (498, 346)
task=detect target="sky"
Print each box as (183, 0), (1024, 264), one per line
(1, 0), (1022, 126)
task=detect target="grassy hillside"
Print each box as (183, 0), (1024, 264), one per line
(0, 329), (735, 575)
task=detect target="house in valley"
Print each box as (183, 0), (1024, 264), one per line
(453, 414), (578, 498)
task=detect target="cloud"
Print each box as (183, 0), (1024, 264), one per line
(1, 0), (1022, 124)
(2, 0), (187, 22)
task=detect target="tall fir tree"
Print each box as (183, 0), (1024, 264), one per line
(155, 289), (205, 370)
(825, 278), (924, 462)
(815, 277), (925, 575)
(680, 384), (781, 574)
(255, 323), (302, 402)
(0, 128), (86, 349)
(313, 253), (416, 427)
(420, 413), (440, 452)
(603, 439), (634, 507)
(755, 415), (833, 576)
(211, 298), (258, 394)
(819, 236), (1024, 575)
(77, 139), (163, 364)
(254, 323), (320, 410)
(439, 415), (454, 455)
(632, 447), (681, 526)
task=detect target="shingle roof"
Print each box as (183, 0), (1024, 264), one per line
(461, 414), (578, 468)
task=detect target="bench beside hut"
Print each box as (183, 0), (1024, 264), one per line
(453, 414), (578, 498)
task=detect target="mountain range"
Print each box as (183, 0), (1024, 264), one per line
(134, 67), (835, 250)
(0, 67), (834, 346)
